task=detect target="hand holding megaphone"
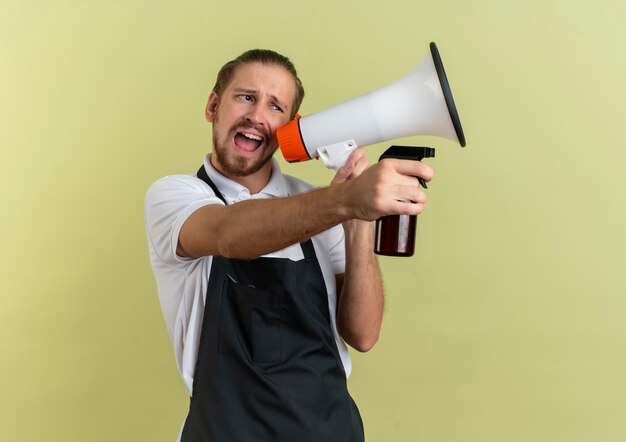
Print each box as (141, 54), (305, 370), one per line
(276, 42), (465, 169)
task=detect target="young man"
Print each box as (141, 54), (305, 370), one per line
(145, 49), (433, 441)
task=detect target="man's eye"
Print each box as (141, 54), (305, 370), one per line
(239, 95), (253, 102)
(271, 104), (283, 112)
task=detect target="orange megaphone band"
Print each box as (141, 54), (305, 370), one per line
(276, 114), (311, 163)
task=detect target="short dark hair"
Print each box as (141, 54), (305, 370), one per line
(212, 49), (305, 118)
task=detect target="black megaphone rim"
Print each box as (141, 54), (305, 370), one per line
(429, 42), (466, 147)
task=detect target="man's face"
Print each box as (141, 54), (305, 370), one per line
(206, 62), (296, 178)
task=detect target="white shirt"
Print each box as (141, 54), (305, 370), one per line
(145, 155), (351, 395)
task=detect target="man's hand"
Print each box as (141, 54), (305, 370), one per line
(331, 148), (371, 235)
(331, 147), (370, 186)
(335, 152), (435, 222)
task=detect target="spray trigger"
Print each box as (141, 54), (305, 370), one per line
(379, 145), (434, 190)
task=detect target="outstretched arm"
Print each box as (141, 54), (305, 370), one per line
(178, 183), (353, 260)
(178, 149), (434, 262)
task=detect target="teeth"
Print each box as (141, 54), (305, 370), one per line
(242, 132), (262, 141)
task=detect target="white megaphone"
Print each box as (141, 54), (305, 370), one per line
(276, 42), (466, 169)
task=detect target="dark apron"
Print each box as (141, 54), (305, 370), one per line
(180, 165), (364, 442)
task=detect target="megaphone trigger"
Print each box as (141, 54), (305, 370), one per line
(316, 140), (358, 170)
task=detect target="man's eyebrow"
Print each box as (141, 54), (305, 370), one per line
(233, 87), (257, 95)
(233, 87), (288, 110)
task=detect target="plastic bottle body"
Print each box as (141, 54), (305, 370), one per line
(374, 214), (417, 257)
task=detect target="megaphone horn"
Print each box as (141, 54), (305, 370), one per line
(276, 42), (466, 170)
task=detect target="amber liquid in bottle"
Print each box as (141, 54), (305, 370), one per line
(374, 214), (417, 257)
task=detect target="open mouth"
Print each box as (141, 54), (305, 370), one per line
(234, 131), (264, 153)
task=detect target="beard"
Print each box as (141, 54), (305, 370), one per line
(211, 114), (278, 178)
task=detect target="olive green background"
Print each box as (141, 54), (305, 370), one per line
(2, 0), (625, 441)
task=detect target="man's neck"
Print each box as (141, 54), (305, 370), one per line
(209, 155), (273, 195)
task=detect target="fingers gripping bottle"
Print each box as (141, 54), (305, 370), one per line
(374, 146), (435, 257)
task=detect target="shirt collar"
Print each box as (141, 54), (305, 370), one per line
(202, 155), (289, 203)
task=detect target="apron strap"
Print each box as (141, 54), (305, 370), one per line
(300, 237), (317, 260)
(197, 164), (227, 205)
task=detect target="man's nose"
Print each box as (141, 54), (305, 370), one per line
(245, 104), (265, 125)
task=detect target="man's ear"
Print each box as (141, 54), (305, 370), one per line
(205, 92), (218, 122)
